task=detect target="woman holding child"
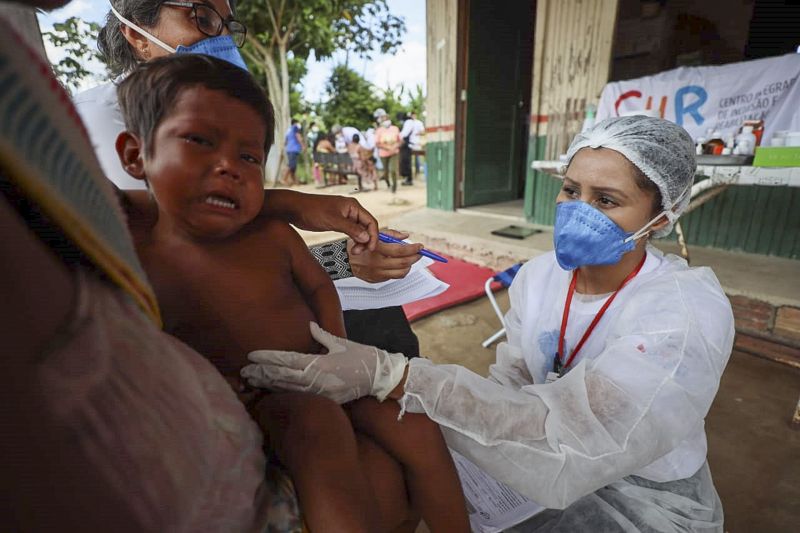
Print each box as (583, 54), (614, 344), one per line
(244, 116), (736, 532)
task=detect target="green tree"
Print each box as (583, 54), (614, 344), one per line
(321, 64), (380, 131)
(237, 0), (405, 179)
(42, 17), (109, 94)
(407, 84), (426, 117)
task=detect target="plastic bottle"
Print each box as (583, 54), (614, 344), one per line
(695, 137), (706, 155)
(704, 131), (725, 155)
(734, 126), (756, 156)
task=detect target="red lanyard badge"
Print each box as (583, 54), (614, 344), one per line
(553, 254), (647, 376)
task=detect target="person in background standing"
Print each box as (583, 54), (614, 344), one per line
(282, 118), (304, 187)
(398, 111), (414, 186)
(305, 121), (319, 183)
(375, 111), (401, 193)
(409, 111), (426, 177)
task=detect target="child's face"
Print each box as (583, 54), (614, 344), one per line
(143, 86), (267, 240)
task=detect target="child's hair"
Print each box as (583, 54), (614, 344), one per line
(117, 54), (274, 156)
(352, 133), (360, 144)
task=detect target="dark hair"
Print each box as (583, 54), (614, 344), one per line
(97, 0), (239, 78)
(117, 54), (274, 155)
(632, 166), (663, 216)
(352, 133), (360, 143)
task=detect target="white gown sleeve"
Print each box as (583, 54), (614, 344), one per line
(400, 267), (734, 509)
(487, 266), (535, 390)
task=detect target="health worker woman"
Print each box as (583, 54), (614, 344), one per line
(242, 115), (736, 532)
(74, 0), (246, 189)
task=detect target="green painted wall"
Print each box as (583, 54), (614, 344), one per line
(525, 135), (800, 259)
(526, 135), (560, 225)
(678, 180), (800, 258)
(426, 140), (456, 211)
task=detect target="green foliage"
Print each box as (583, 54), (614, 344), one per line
(321, 64), (380, 131)
(407, 84), (426, 116)
(318, 65), (427, 133)
(42, 17), (108, 94)
(238, 0), (406, 63)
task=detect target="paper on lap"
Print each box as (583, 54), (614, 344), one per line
(450, 449), (545, 533)
(334, 256), (449, 310)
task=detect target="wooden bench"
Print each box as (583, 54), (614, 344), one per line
(314, 152), (359, 187)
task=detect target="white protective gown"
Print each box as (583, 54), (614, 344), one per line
(401, 246), (734, 531)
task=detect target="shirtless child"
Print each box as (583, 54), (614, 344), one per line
(114, 55), (468, 533)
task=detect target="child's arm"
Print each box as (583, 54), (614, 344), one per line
(280, 223), (347, 338)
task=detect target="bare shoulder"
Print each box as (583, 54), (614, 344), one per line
(250, 215), (299, 238)
(245, 215), (306, 252)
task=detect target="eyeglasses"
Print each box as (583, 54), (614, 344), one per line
(162, 1), (247, 47)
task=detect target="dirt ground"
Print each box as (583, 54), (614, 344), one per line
(411, 291), (800, 532)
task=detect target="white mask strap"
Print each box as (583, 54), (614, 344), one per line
(623, 182), (693, 243)
(110, 4), (177, 54)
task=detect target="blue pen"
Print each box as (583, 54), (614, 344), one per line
(378, 232), (449, 263)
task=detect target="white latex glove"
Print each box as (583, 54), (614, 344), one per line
(241, 322), (409, 404)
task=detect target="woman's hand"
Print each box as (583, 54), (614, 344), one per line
(348, 229), (423, 283)
(241, 323), (408, 404)
(264, 190), (378, 254)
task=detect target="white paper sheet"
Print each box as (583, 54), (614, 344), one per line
(451, 450), (545, 533)
(334, 256), (449, 310)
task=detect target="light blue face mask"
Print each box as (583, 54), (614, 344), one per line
(110, 5), (248, 71)
(175, 35), (248, 70)
(553, 200), (678, 271)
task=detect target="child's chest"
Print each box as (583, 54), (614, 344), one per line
(137, 236), (315, 370)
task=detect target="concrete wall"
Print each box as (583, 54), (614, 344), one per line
(425, 0), (458, 211)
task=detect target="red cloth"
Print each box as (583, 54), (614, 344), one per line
(403, 254), (500, 322)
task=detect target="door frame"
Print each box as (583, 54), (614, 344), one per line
(454, 0), (470, 208)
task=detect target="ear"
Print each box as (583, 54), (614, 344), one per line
(119, 24), (151, 61)
(115, 131), (147, 182)
(648, 212), (672, 234)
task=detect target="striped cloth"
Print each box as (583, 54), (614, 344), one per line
(0, 16), (159, 324)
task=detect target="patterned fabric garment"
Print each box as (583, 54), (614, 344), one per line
(1, 15), (306, 531)
(309, 239), (353, 280)
(0, 18), (159, 323)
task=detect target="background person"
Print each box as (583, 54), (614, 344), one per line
(409, 110), (425, 176)
(282, 118), (305, 186)
(398, 111), (413, 186)
(375, 111), (401, 193)
(243, 116), (736, 532)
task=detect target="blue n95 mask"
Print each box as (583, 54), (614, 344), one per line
(111, 6), (248, 71)
(553, 200), (678, 271)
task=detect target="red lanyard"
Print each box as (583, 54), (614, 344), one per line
(555, 254), (647, 374)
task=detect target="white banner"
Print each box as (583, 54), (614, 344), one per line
(597, 53), (800, 142)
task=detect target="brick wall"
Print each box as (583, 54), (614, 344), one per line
(729, 295), (800, 368)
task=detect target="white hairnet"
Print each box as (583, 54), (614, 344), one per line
(565, 115), (696, 238)
(373, 108), (387, 119)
